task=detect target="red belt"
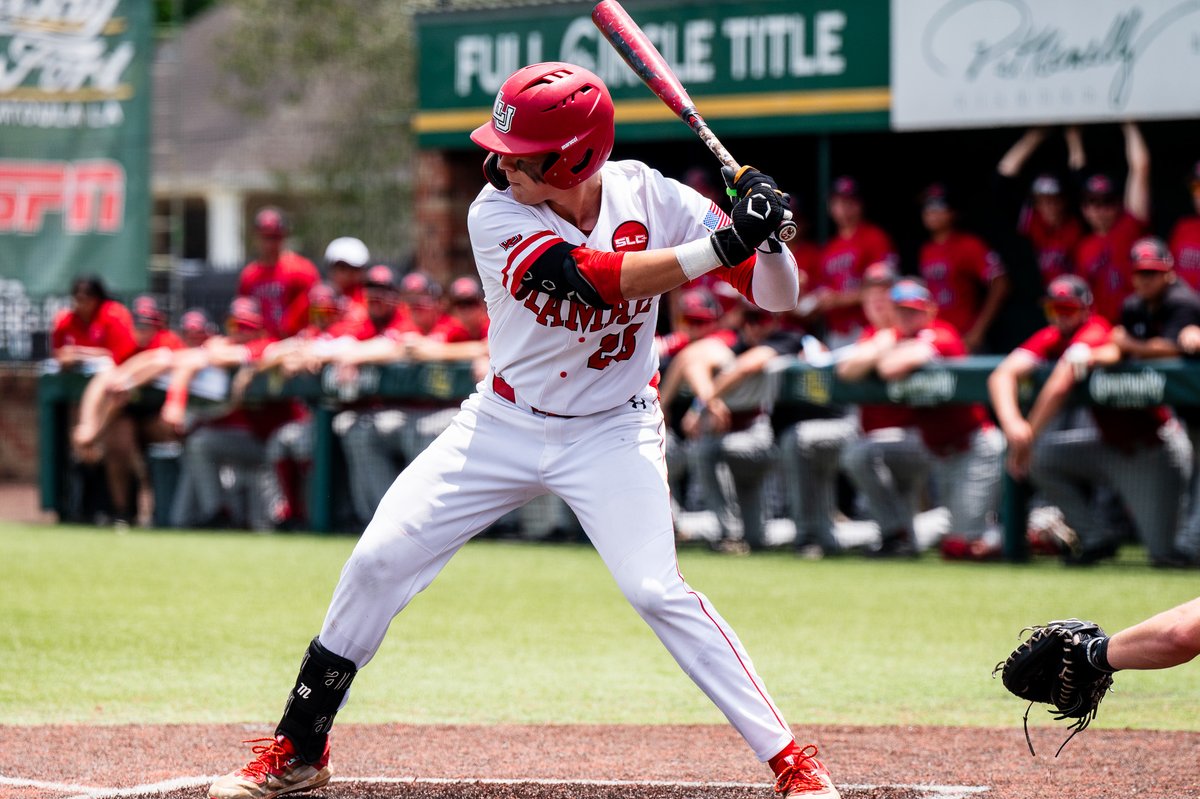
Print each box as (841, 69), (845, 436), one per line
(492, 374), (577, 418)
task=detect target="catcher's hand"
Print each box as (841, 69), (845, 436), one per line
(993, 618), (1115, 756)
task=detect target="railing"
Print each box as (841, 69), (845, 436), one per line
(39, 356), (1200, 557)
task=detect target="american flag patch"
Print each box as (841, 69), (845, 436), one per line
(701, 202), (728, 231)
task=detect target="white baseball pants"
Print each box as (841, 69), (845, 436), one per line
(318, 387), (795, 761)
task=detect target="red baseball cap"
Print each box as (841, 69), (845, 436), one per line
(1083, 173), (1118, 203)
(1045, 275), (1093, 309)
(863, 260), (898, 287)
(365, 264), (397, 290)
(679, 288), (722, 323)
(830, 175), (861, 198)
(308, 283), (341, 312)
(228, 296), (264, 329)
(448, 276), (484, 303)
(253, 206), (289, 237)
(180, 308), (213, 334)
(132, 295), (165, 327)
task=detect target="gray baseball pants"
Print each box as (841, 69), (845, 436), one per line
(777, 416), (858, 551)
(1030, 422), (1191, 560)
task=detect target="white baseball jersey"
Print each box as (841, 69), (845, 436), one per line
(468, 159), (750, 416)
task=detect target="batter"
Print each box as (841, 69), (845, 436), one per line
(209, 61), (838, 799)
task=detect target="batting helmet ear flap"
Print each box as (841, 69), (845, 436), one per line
(483, 152), (509, 191)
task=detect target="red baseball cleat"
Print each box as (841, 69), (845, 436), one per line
(772, 743), (841, 798)
(208, 734), (331, 799)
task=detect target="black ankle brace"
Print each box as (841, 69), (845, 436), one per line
(275, 637), (357, 763)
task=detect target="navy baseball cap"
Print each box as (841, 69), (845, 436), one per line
(830, 175), (860, 198)
(1083, 173), (1118, 202)
(891, 279), (933, 309)
(920, 183), (952, 211)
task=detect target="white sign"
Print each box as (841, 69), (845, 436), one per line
(891, 0), (1200, 130)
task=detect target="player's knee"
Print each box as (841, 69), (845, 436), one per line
(618, 571), (685, 619)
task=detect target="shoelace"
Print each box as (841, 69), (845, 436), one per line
(773, 744), (826, 795)
(238, 738), (292, 781)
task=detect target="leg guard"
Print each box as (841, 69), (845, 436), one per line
(276, 637), (357, 763)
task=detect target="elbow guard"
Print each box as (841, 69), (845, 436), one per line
(513, 241), (622, 309)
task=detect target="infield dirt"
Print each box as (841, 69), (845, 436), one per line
(2, 722), (1198, 798)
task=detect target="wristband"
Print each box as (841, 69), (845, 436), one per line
(675, 237), (722, 280)
(1085, 635), (1116, 673)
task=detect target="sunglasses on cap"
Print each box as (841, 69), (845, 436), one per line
(1043, 300), (1085, 319)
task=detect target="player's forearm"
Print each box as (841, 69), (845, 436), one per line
(1027, 361), (1074, 436)
(876, 342), (934, 381)
(748, 248), (800, 312)
(970, 276), (1010, 340)
(1123, 122), (1151, 221)
(997, 128), (1047, 177)
(618, 248), (704, 300)
(1107, 597), (1200, 670)
(1124, 337), (1180, 360)
(988, 367), (1028, 433)
(836, 341), (882, 382)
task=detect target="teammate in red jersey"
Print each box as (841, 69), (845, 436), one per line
(1169, 160), (1200, 291)
(51, 275), (138, 368)
(236, 207), (320, 339)
(1074, 123), (1151, 323)
(917, 183), (1010, 352)
(808, 176), (896, 348)
(990, 274), (1188, 566)
(996, 127), (1087, 288)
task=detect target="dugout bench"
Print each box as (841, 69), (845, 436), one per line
(38, 357), (1200, 559)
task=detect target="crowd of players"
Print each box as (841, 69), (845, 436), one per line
(49, 123), (1200, 567)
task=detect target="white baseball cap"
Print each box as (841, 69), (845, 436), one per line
(324, 236), (369, 268)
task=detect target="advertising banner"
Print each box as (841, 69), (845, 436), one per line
(0, 0), (152, 297)
(892, 0), (1200, 130)
(416, 0), (890, 147)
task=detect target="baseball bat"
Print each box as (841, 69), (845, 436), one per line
(591, 0), (796, 242)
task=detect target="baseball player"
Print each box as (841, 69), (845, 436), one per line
(852, 279), (1002, 556)
(807, 176), (896, 349)
(836, 262), (926, 557)
(51, 275), (138, 370)
(1169, 160), (1200, 291)
(209, 62), (839, 799)
(990, 274), (1189, 566)
(1080, 596), (1200, 672)
(237, 207), (321, 339)
(995, 127), (1085, 288)
(917, 183), (1010, 352)
(1074, 123), (1151, 323)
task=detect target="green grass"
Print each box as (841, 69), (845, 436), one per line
(3, 521), (1198, 730)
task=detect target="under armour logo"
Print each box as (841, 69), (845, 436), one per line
(492, 93), (516, 133)
(629, 397), (648, 410)
(296, 682), (312, 700)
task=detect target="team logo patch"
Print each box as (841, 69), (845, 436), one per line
(492, 92), (516, 133)
(499, 233), (523, 251)
(612, 220), (649, 252)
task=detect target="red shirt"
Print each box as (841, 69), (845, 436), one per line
(1169, 216), (1200, 292)
(1017, 315), (1170, 450)
(429, 316), (490, 344)
(1075, 213), (1146, 323)
(211, 337), (308, 439)
(139, 329), (184, 353)
(918, 231), (1005, 336)
(237, 251), (320, 339)
(51, 300), (138, 364)
(816, 222), (895, 335)
(898, 320), (990, 455)
(1019, 208), (1083, 286)
(855, 326), (915, 432)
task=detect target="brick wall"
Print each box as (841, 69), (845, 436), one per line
(0, 364), (41, 482)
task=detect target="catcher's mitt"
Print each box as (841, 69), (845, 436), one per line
(993, 618), (1115, 756)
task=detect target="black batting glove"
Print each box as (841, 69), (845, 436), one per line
(721, 165), (779, 200)
(710, 184), (788, 267)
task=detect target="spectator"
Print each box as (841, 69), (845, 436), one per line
(809, 176), (897, 349)
(237, 206), (320, 339)
(1074, 123), (1151, 323)
(867, 279), (1003, 558)
(51, 275), (137, 369)
(991, 275), (1190, 567)
(1169, 160), (1200, 291)
(995, 127), (1086, 288)
(917, 183), (1010, 352)
(837, 262), (926, 557)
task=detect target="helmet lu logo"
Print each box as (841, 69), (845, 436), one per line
(492, 92), (516, 133)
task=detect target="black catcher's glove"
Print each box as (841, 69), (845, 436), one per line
(710, 166), (790, 266)
(993, 618), (1115, 756)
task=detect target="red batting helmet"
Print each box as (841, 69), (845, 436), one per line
(470, 62), (615, 190)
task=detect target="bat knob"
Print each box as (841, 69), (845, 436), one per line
(776, 219), (798, 243)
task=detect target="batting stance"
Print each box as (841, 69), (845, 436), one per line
(209, 63), (839, 799)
